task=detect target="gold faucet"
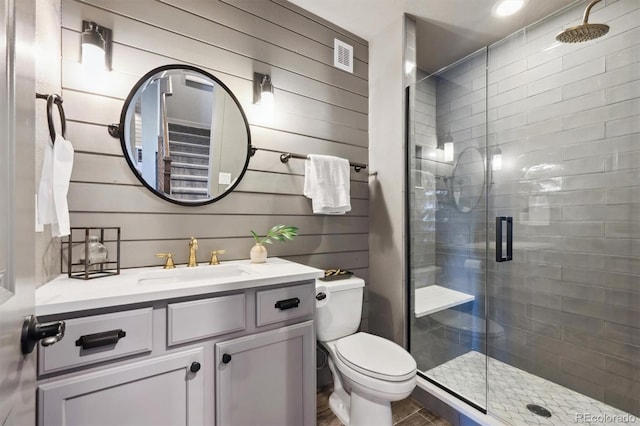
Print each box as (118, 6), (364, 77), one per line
(188, 237), (199, 267)
(155, 253), (176, 269)
(209, 250), (227, 265)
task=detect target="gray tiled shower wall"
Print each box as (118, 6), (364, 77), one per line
(410, 0), (639, 417)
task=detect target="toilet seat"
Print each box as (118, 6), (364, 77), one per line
(327, 341), (416, 400)
(335, 332), (416, 382)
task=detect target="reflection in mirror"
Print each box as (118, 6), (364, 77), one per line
(451, 147), (485, 213)
(120, 65), (251, 206)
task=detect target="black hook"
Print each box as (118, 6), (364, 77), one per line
(36, 93), (66, 143)
(108, 124), (120, 138)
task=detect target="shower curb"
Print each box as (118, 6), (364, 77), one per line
(413, 377), (506, 426)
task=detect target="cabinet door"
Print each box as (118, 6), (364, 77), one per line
(38, 348), (204, 426)
(216, 321), (315, 426)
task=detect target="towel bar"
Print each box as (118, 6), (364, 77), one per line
(250, 146), (368, 172)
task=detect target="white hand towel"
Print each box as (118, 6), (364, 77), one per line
(304, 154), (351, 215)
(37, 134), (74, 237)
(37, 141), (55, 225)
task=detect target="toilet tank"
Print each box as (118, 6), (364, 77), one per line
(315, 277), (364, 342)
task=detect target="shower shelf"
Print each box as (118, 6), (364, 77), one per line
(414, 285), (475, 318)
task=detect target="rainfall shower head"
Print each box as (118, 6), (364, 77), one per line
(556, 0), (609, 43)
(556, 22), (609, 43)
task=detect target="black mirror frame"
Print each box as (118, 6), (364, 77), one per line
(450, 146), (486, 214)
(118, 64), (252, 207)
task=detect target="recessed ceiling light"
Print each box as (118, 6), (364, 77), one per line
(493, 0), (527, 17)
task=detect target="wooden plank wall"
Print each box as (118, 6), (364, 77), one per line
(58, 0), (369, 292)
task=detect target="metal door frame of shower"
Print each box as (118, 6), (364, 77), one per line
(404, 80), (490, 415)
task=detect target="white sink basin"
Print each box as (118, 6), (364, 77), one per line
(137, 264), (254, 286)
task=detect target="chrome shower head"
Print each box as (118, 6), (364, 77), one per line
(556, 0), (609, 43)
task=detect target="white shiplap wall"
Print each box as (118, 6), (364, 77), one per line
(53, 0), (369, 293)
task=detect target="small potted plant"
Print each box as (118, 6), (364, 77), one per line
(249, 225), (299, 263)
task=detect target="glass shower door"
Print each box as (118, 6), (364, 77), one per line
(408, 0), (640, 422)
(486, 0), (640, 420)
(408, 48), (489, 411)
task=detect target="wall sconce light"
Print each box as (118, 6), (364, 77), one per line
(443, 142), (454, 162)
(437, 131), (454, 162)
(253, 72), (274, 106)
(492, 147), (503, 171)
(404, 60), (416, 75)
(81, 21), (112, 73)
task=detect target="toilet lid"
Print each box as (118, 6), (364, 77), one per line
(335, 333), (417, 382)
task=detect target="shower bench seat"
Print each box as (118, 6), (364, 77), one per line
(414, 285), (475, 318)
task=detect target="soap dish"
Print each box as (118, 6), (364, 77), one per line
(319, 269), (354, 281)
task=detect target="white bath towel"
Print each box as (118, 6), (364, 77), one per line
(37, 134), (74, 237)
(303, 154), (351, 215)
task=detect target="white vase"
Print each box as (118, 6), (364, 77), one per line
(250, 243), (268, 263)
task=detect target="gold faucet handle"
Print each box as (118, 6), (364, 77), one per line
(209, 250), (227, 265)
(155, 253), (176, 269)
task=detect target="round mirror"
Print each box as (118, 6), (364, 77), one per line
(118, 64), (251, 206)
(450, 147), (485, 213)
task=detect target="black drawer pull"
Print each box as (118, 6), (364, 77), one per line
(274, 297), (300, 310)
(75, 329), (126, 350)
(190, 362), (201, 373)
(222, 353), (232, 364)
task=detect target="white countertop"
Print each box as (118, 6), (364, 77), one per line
(36, 258), (324, 317)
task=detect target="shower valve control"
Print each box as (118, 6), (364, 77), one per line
(316, 292), (327, 301)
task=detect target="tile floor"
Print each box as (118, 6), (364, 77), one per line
(317, 386), (452, 426)
(426, 351), (639, 426)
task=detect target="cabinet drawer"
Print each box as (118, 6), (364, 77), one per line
(38, 308), (153, 375)
(168, 293), (245, 346)
(256, 283), (314, 326)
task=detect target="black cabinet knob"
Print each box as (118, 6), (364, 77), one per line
(222, 353), (232, 364)
(190, 362), (201, 373)
(316, 292), (327, 301)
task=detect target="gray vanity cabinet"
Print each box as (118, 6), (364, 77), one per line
(216, 321), (315, 426)
(38, 348), (204, 425)
(36, 279), (316, 426)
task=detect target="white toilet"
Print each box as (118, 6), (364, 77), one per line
(315, 277), (417, 426)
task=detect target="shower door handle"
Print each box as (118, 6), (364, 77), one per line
(507, 217), (513, 261)
(496, 216), (513, 262)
